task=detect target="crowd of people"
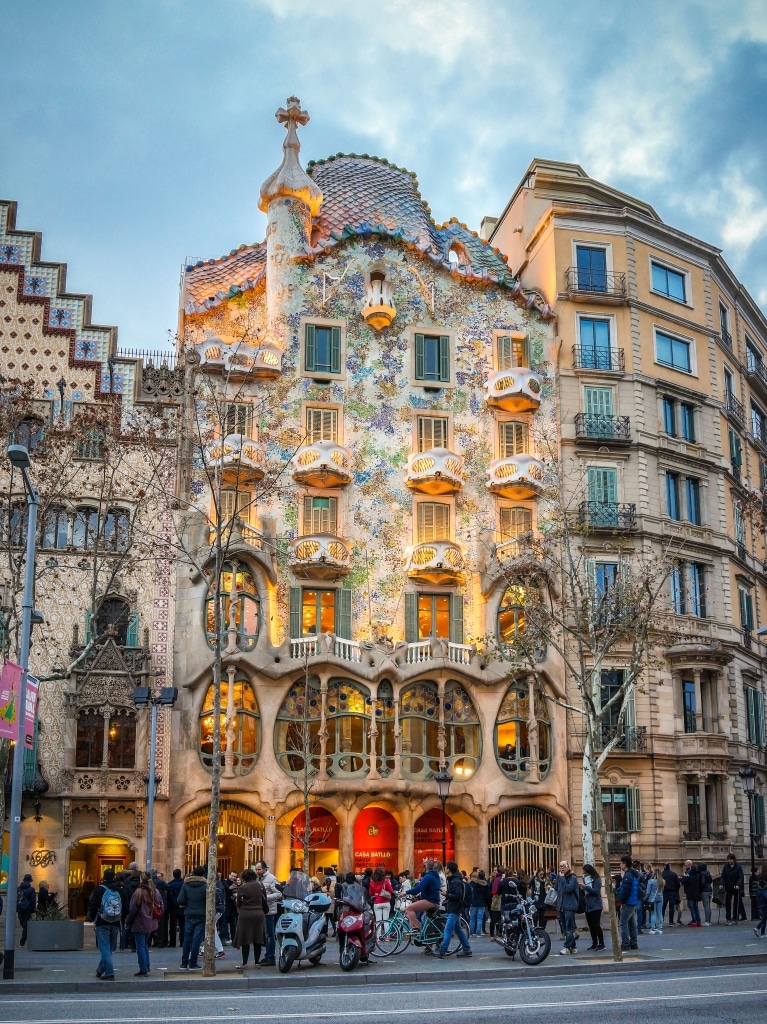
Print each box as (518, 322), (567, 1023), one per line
(5, 851), (766, 977)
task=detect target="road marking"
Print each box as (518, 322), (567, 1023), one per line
(2, 986), (766, 1024)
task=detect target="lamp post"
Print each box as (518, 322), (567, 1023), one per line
(134, 686), (178, 872)
(3, 445), (42, 981)
(738, 765), (758, 920)
(434, 767), (453, 866)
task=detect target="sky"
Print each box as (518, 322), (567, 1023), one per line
(1, 0), (767, 352)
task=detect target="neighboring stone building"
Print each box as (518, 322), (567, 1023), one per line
(488, 159), (767, 871)
(0, 200), (181, 911)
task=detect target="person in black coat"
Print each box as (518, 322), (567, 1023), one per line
(661, 864), (679, 927)
(721, 854), (746, 923)
(681, 864), (702, 925)
(530, 868), (549, 929)
(166, 868), (185, 947)
(16, 874), (37, 946)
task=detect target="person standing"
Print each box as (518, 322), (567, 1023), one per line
(222, 871), (239, 944)
(488, 865), (504, 939)
(556, 860), (579, 955)
(753, 863), (767, 938)
(435, 861), (471, 958)
(255, 859), (282, 966)
(617, 855), (640, 951)
(469, 869), (488, 936)
(368, 867), (394, 925)
(698, 862), (713, 926)
(582, 865), (604, 951)
(16, 873), (37, 946)
(151, 870), (169, 947)
(124, 872), (159, 976)
(722, 854), (745, 925)
(177, 865), (207, 970)
(86, 868), (123, 981)
(36, 881), (57, 915)
(529, 868), (548, 929)
(166, 868), (185, 948)
(661, 863), (679, 927)
(682, 864), (702, 926)
(234, 869), (266, 969)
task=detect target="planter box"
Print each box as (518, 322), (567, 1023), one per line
(27, 919), (84, 951)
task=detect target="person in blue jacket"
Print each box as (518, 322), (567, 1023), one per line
(617, 854), (641, 951)
(404, 859), (441, 934)
(555, 860), (580, 954)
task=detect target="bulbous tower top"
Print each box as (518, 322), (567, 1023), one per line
(258, 96), (323, 216)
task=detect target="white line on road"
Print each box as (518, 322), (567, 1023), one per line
(1, 985), (765, 1024)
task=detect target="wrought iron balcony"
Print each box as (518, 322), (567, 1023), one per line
(485, 367), (543, 413)
(407, 540), (464, 585)
(205, 434), (265, 484)
(288, 533), (351, 580)
(743, 628), (752, 650)
(404, 447), (464, 496)
(606, 832), (632, 855)
(682, 831), (702, 842)
(565, 267), (627, 301)
(291, 440), (352, 488)
(574, 413), (631, 443)
(572, 345), (625, 371)
(577, 500), (636, 531)
(720, 326), (733, 350)
(725, 390), (744, 426)
(598, 724), (647, 752)
(747, 354), (767, 398)
(486, 454), (545, 500)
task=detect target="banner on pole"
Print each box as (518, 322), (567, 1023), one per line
(0, 661), (23, 741)
(24, 673), (39, 749)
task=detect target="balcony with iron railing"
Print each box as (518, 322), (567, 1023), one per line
(746, 353), (767, 399)
(407, 540), (465, 586)
(577, 501), (637, 531)
(597, 724), (647, 753)
(752, 417), (767, 452)
(724, 389), (745, 427)
(565, 267), (627, 303)
(486, 454), (545, 500)
(572, 345), (625, 372)
(574, 413), (631, 444)
(288, 533), (352, 580)
(485, 367), (543, 414)
(291, 440), (352, 488)
(606, 832), (632, 855)
(404, 447), (464, 496)
(720, 326), (733, 350)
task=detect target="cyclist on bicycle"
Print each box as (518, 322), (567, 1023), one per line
(404, 860), (441, 934)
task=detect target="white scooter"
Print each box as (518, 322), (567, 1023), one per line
(275, 869), (331, 973)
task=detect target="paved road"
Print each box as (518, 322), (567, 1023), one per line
(0, 963), (765, 1024)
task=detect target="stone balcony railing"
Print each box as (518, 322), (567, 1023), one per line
(407, 540), (465, 585)
(485, 367), (543, 413)
(674, 732), (729, 757)
(291, 440), (352, 488)
(288, 533), (352, 580)
(404, 447), (464, 495)
(290, 634), (362, 663)
(486, 454), (545, 500)
(205, 433), (265, 484)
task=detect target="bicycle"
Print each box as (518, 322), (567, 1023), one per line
(372, 894), (468, 957)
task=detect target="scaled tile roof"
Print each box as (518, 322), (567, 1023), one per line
(183, 244), (267, 311)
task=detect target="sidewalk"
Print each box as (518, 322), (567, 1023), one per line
(2, 916), (765, 994)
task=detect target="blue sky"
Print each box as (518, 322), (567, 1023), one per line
(2, 0), (766, 350)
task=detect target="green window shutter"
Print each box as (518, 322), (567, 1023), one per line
(85, 610), (93, 643)
(335, 587), (352, 639)
(754, 794), (766, 836)
(405, 593), (418, 643)
(305, 324), (316, 372)
(22, 721), (38, 791)
(584, 387), (613, 417)
(289, 587), (302, 639)
(449, 594), (464, 644)
(126, 612), (139, 648)
(741, 590), (755, 630)
(729, 430), (743, 466)
(439, 336), (450, 382)
(627, 787), (642, 832)
(414, 334), (425, 380)
(758, 691), (766, 747)
(330, 327), (342, 374)
(587, 467), (617, 504)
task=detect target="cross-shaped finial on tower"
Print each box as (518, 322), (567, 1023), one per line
(275, 96), (310, 130)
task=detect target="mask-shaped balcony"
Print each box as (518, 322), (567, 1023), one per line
(404, 447), (464, 496)
(485, 368), (543, 414)
(291, 440), (352, 488)
(407, 541), (465, 585)
(486, 454), (545, 500)
(288, 533), (352, 580)
(205, 434), (265, 485)
(194, 339), (282, 379)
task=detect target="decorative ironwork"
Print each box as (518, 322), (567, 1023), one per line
(721, 326), (733, 350)
(488, 806), (560, 877)
(572, 345), (625, 371)
(606, 831), (632, 855)
(565, 267), (627, 298)
(26, 848), (57, 868)
(577, 501), (637, 530)
(682, 831), (702, 841)
(725, 390), (744, 426)
(599, 724), (647, 752)
(575, 413), (631, 442)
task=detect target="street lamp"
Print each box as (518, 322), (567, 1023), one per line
(3, 445), (43, 982)
(738, 765), (758, 920)
(434, 767), (453, 866)
(134, 686), (178, 871)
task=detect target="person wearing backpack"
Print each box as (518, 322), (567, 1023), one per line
(125, 871), (161, 976)
(16, 873), (37, 946)
(86, 868), (124, 980)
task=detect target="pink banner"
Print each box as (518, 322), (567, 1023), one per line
(24, 673), (39, 749)
(0, 661), (23, 742)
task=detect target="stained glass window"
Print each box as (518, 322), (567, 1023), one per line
(204, 563), (259, 650)
(199, 677), (260, 776)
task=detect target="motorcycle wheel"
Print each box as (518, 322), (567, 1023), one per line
(518, 927), (551, 966)
(340, 940), (361, 972)
(278, 946), (298, 974)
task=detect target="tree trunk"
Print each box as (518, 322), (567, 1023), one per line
(597, 818), (623, 962)
(581, 740), (597, 867)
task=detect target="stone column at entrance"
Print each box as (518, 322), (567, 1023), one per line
(264, 815), (278, 869)
(339, 817), (354, 871)
(400, 808), (414, 873)
(477, 812), (489, 872)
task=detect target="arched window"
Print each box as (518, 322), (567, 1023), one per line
(325, 679), (371, 778)
(204, 563), (259, 651)
(103, 508), (130, 551)
(76, 709), (104, 768)
(72, 506), (99, 549)
(498, 584), (527, 655)
(443, 681), (480, 780)
(199, 677), (260, 776)
(495, 684), (551, 780)
(375, 680), (395, 777)
(400, 683), (440, 780)
(41, 507), (69, 549)
(107, 710), (136, 768)
(275, 676), (322, 777)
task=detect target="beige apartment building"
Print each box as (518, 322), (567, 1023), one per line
(489, 160), (767, 871)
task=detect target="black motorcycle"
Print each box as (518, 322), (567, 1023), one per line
(498, 895), (551, 965)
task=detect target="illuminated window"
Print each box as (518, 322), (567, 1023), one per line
(204, 563), (259, 650)
(497, 584), (527, 653)
(199, 677), (260, 776)
(499, 507), (532, 541)
(400, 681), (479, 781)
(75, 709), (104, 768)
(495, 684), (550, 780)
(107, 710), (136, 769)
(497, 334), (529, 369)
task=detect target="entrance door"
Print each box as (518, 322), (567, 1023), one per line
(487, 806), (559, 875)
(97, 855), (127, 879)
(414, 808), (455, 866)
(353, 807), (398, 873)
(290, 807), (340, 875)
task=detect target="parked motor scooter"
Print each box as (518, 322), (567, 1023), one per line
(275, 869), (331, 973)
(338, 881), (375, 971)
